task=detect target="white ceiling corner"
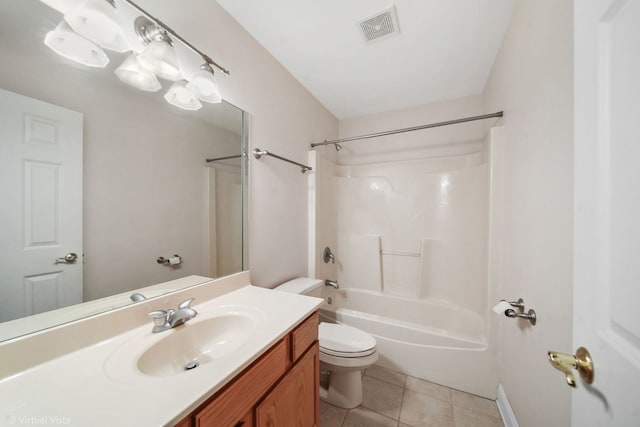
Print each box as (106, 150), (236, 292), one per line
(217, 0), (518, 119)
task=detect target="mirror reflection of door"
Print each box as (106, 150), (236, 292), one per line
(0, 88), (83, 321)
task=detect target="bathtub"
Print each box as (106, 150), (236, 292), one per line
(309, 286), (498, 398)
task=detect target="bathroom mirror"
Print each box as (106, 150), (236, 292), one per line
(0, 0), (248, 341)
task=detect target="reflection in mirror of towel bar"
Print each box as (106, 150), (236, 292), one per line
(206, 150), (246, 163)
(206, 154), (243, 162)
(380, 250), (421, 257)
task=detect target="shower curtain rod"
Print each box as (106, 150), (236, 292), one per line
(310, 111), (504, 149)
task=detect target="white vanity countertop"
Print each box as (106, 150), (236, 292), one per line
(0, 285), (322, 427)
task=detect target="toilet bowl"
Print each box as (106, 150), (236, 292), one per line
(275, 278), (379, 409)
(318, 322), (378, 408)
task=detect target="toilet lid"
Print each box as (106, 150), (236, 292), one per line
(319, 322), (376, 357)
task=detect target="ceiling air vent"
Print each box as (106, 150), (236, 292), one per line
(359, 6), (400, 44)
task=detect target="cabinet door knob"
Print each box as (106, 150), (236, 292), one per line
(233, 422), (245, 427)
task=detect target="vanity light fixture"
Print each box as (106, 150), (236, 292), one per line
(134, 16), (182, 81)
(114, 53), (161, 92)
(64, 0), (130, 52)
(44, 21), (109, 68)
(187, 63), (222, 104)
(164, 80), (202, 111)
(42, 0), (231, 108)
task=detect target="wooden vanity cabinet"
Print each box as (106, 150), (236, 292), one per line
(176, 311), (319, 427)
(255, 343), (319, 427)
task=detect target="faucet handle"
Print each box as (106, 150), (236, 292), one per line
(323, 247), (336, 264)
(148, 310), (169, 326)
(178, 298), (195, 309)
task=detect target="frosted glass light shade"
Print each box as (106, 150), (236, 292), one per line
(114, 54), (161, 92)
(65, 0), (129, 52)
(137, 40), (182, 81)
(187, 64), (222, 103)
(44, 21), (109, 68)
(39, 0), (78, 15)
(164, 81), (202, 111)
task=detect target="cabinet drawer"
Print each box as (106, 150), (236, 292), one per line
(195, 338), (288, 427)
(291, 312), (318, 363)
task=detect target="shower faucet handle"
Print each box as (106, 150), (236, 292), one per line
(323, 247), (336, 264)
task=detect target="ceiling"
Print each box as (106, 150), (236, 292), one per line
(217, 0), (519, 119)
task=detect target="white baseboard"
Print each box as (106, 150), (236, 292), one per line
(497, 383), (519, 427)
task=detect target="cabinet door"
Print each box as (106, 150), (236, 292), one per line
(256, 343), (319, 427)
(195, 339), (288, 427)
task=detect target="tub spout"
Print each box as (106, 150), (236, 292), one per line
(325, 279), (339, 289)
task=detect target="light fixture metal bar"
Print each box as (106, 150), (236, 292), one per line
(310, 111), (504, 148)
(121, 0), (230, 76)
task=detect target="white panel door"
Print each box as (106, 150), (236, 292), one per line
(572, 0), (640, 424)
(0, 88), (83, 322)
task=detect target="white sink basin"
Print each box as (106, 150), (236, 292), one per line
(104, 304), (267, 380)
(138, 314), (257, 376)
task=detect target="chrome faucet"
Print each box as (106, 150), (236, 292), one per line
(148, 298), (198, 333)
(325, 279), (339, 289)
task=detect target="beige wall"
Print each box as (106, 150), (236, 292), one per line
(140, 1), (339, 287)
(483, 0), (574, 425)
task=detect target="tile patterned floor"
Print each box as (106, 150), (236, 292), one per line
(320, 365), (504, 427)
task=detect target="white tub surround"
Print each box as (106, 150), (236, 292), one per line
(310, 140), (499, 398)
(0, 272), (322, 426)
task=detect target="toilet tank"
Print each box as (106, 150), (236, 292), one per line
(275, 278), (323, 295)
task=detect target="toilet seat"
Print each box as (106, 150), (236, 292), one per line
(319, 322), (376, 358)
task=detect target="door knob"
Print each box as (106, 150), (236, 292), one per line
(547, 346), (594, 387)
(55, 252), (78, 264)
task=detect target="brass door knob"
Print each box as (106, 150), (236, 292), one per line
(547, 346), (594, 388)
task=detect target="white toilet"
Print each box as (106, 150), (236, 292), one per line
(276, 278), (378, 409)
